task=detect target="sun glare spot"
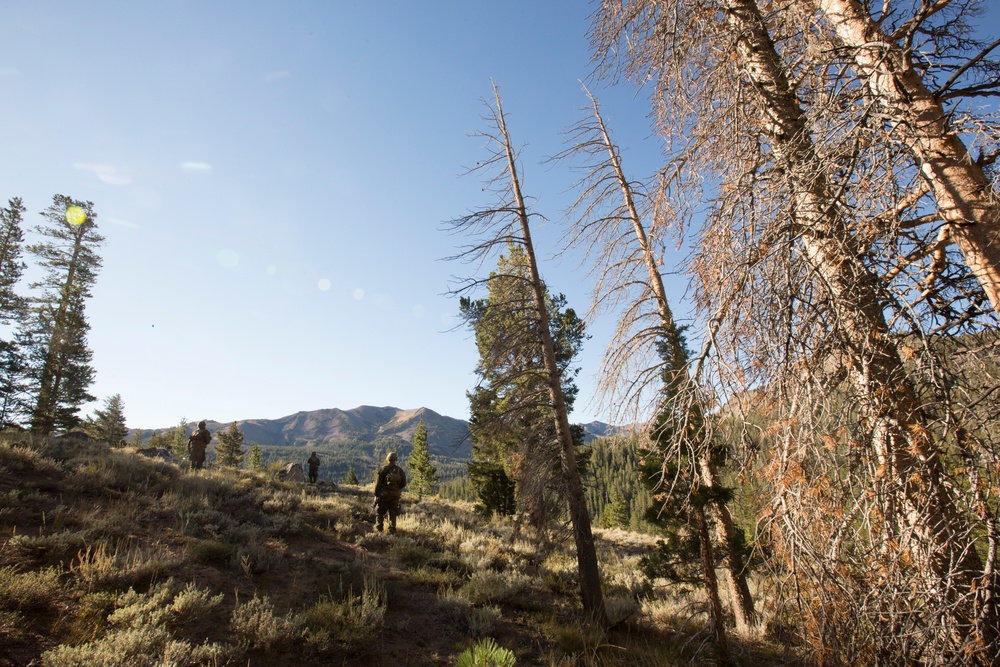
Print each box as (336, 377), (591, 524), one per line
(411, 304), (426, 318)
(266, 265), (277, 275)
(318, 278), (331, 291)
(353, 288), (364, 301)
(65, 206), (86, 225)
(181, 161), (213, 172)
(217, 249), (239, 268)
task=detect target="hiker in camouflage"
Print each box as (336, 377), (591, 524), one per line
(374, 451), (407, 534)
(187, 421), (212, 471)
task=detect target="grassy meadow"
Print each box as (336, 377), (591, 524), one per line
(0, 434), (794, 666)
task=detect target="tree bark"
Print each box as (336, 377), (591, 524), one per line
(695, 503), (731, 665)
(496, 88), (608, 627)
(591, 94), (757, 631)
(723, 0), (983, 637)
(811, 0), (1000, 314)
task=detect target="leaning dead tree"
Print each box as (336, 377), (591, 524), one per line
(553, 86), (756, 638)
(446, 82), (607, 627)
(805, 0), (1000, 314)
(592, 0), (999, 662)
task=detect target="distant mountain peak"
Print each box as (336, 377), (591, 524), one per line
(133, 405), (612, 458)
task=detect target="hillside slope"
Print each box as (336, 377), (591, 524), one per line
(0, 434), (789, 666)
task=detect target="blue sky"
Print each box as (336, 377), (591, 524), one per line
(4, 2), (995, 431)
(0, 1), (669, 428)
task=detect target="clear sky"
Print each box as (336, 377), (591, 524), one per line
(0, 1), (670, 429)
(4, 2), (995, 431)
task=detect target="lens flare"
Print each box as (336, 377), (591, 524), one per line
(65, 206), (86, 225)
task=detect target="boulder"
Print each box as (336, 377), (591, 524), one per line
(279, 463), (306, 482)
(137, 447), (174, 462)
(55, 430), (95, 444)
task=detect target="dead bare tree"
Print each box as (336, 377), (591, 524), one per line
(446, 82), (608, 627)
(553, 86), (757, 636)
(805, 0), (1000, 314)
(591, 0), (998, 662)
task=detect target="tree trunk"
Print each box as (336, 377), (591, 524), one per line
(810, 0), (1000, 315)
(724, 0), (982, 637)
(593, 95), (756, 630)
(695, 504), (731, 665)
(698, 458), (756, 632)
(496, 88), (608, 627)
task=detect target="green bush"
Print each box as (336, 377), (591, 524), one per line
(184, 539), (234, 566)
(229, 595), (301, 651)
(302, 574), (386, 651)
(43, 580), (230, 667)
(0, 566), (63, 612)
(456, 637), (516, 667)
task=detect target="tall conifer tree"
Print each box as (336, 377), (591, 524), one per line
(87, 394), (128, 446)
(449, 86), (605, 624)
(170, 418), (188, 461)
(407, 419), (438, 499)
(248, 442), (263, 470)
(0, 198), (29, 428)
(22, 195), (104, 435)
(215, 422), (245, 468)
(461, 244), (589, 526)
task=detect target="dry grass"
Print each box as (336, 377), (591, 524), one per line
(0, 434), (798, 666)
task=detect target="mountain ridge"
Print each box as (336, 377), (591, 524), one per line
(132, 405), (473, 459)
(132, 405), (615, 460)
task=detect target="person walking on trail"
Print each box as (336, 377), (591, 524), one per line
(307, 451), (321, 484)
(188, 421), (212, 471)
(374, 451), (407, 534)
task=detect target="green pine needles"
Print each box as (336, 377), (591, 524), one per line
(455, 637), (516, 667)
(407, 419), (438, 499)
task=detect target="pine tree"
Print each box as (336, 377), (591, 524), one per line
(215, 422), (244, 468)
(87, 394), (127, 446)
(450, 87), (605, 624)
(21, 196), (104, 435)
(460, 243), (588, 526)
(0, 341), (28, 429)
(248, 442), (263, 470)
(129, 429), (143, 448)
(600, 492), (630, 530)
(146, 431), (171, 450)
(0, 198), (27, 324)
(344, 466), (359, 485)
(0, 198), (29, 429)
(170, 418), (188, 461)
(407, 419), (438, 500)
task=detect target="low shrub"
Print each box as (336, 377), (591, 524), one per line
(3, 532), (86, 567)
(455, 637), (516, 667)
(0, 565), (63, 612)
(229, 594), (302, 651)
(68, 540), (175, 592)
(184, 539), (234, 566)
(43, 580), (231, 667)
(459, 570), (531, 606)
(301, 576), (386, 652)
